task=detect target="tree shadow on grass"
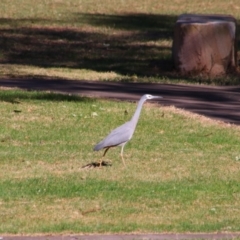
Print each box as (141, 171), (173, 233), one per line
(0, 12), (239, 83)
(0, 89), (96, 103)
(0, 13), (177, 77)
(76, 12), (176, 34)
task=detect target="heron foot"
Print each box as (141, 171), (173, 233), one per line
(82, 161), (112, 169)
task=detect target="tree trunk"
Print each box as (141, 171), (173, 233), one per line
(172, 14), (237, 78)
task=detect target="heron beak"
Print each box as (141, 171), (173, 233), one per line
(152, 96), (163, 99)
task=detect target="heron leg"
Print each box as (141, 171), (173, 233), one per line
(120, 145), (126, 168)
(103, 147), (110, 157)
(98, 147), (110, 167)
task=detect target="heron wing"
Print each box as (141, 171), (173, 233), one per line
(93, 121), (134, 151)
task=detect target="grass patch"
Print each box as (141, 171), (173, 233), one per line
(0, 89), (240, 234)
(0, 0), (239, 84)
(0, 0), (240, 234)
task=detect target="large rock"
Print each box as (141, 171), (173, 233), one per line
(172, 14), (237, 77)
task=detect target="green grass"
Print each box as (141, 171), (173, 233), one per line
(0, 0), (240, 234)
(0, 89), (240, 234)
(0, 0), (239, 84)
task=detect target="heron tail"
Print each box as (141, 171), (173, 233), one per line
(93, 142), (104, 151)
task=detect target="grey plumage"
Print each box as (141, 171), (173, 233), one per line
(93, 94), (162, 167)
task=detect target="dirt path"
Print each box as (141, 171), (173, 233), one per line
(1, 78), (240, 125)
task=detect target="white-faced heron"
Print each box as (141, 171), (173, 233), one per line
(93, 94), (162, 167)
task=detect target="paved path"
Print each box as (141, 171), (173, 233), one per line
(0, 78), (240, 124)
(2, 233), (240, 240)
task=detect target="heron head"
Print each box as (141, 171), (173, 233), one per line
(145, 94), (162, 100)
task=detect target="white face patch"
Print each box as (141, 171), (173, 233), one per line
(146, 94), (153, 99)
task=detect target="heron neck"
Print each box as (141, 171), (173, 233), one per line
(130, 97), (146, 128)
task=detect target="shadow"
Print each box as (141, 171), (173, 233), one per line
(0, 13), (176, 77)
(0, 87), (96, 103)
(76, 13), (176, 34)
(0, 13), (239, 80)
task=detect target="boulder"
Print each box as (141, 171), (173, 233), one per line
(172, 14), (237, 77)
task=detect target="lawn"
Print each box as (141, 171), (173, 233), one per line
(0, 90), (240, 234)
(0, 0), (239, 84)
(0, 0), (240, 235)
